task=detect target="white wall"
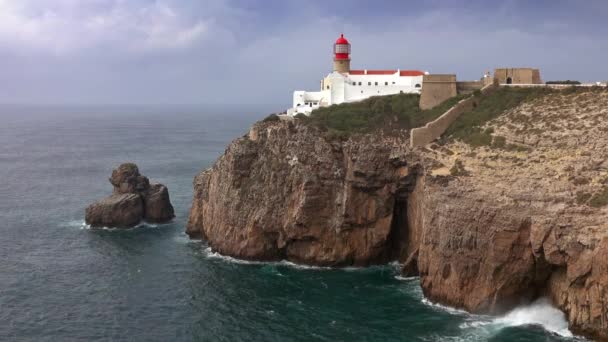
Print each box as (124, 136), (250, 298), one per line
(290, 71), (424, 115)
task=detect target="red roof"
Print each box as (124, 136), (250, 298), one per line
(335, 33), (349, 45)
(400, 70), (425, 76)
(349, 70), (425, 76)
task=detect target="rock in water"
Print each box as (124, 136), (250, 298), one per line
(85, 163), (175, 228)
(143, 183), (175, 223)
(85, 194), (144, 228)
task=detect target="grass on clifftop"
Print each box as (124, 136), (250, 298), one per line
(441, 87), (555, 147)
(302, 93), (467, 138)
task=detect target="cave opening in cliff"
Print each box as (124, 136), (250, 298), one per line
(388, 197), (410, 263)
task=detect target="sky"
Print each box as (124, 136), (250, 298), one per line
(0, 0), (607, 107)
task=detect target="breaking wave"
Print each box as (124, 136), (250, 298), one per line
(493, 298), (575, 338)
(422, 296), (580, 340)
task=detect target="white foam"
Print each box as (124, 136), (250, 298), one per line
(395, 275), (419, 281)
(493, 298), (574, 338)
(421, 296), (579, 340)
(421, 298), (471, 316)
(201, 247), (333, 270)
(67, 219), (165, 231)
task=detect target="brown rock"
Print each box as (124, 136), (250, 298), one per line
(85, 193), (143, 228)
(186, 120), (414, 266)
(85, 163), (174, 228)
(187, 88), (608, 340)
(109, 163), (150, 194)
(143, 183), (175, 223)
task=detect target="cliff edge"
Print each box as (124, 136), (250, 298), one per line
(187, 88), (608, 340)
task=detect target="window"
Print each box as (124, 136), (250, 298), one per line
(358, 82), (362, 86)
(415, 83), (421, 88)
(392, 81), (396, 84)
(375, 82), (378, 86)
(385, 82), (388, 86)
(361, 90), (363, 94)
(327, 86), (330, 90)
(368, 82), (371, 86)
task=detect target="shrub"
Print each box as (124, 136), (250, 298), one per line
(589, 187), (608, 208)
(546, 80), (581, 85)
(305, 92), (468, 137)
(450, 159), (469, 176)
(294, 113), (309, 120)
(572, 177), (590, 186)
(443, 87), (554, 146)
(492, 135), (507, 148)
(576, 191), (592, 205)
(263, 113), (280, 122)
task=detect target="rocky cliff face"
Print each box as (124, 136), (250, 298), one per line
(187, 121), (416, 265)
(187, 89), (608, 340)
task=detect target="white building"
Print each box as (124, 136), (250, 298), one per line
(287, 34), (427, 115)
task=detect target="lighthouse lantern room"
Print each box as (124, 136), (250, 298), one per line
(333, 34), (351, 73)
(287, 33), (427, 116)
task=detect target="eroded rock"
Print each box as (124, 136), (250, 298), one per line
(85, 163), (174, 228)
(187, 89), (608, 340)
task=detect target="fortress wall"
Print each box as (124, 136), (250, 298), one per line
(410, 83), (498, 148)
(456, 81), (484, 94)
(419, 74), (457, 110)
(495, 68), (542, 84)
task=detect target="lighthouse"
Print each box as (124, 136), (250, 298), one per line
(287, 33), (426, 116)
(333, 34), (351, 73)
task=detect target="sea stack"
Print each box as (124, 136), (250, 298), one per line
(85, 163), (175, 228)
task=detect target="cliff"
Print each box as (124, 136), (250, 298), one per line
(187, 88), (608, 340)
(187, 119), (417, 265)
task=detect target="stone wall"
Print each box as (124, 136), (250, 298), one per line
(419, 74), (457, 110)
(456, 81), (484, 94)
(410, 83), (498, 148)
(495, 68), (542, 84)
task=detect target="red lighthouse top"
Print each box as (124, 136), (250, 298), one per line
(334, 33), (350, 60)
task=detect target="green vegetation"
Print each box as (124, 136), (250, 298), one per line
(450, 159), (469, 176)
(293, 113), (309, 121)
(442, 87), (554, 147)
(306, 93), (467, 136)
(576, 191), (592, 205)
(546, 80), (581, 85)
(263, 113), (280, 122)
(589, 186), (608, 208)
(491, 135), (507, 149)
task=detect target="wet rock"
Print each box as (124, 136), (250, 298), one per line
(85, 193), (143, 228)
(85, 163), (174, 228)
(143, 183), (175, 223)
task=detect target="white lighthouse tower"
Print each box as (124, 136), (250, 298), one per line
(287, 34), (426, 116)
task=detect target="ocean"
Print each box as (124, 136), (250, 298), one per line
(0, 105), (584, 341)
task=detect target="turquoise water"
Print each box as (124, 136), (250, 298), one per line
(0, 106), (584, 341)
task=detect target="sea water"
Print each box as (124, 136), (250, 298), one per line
(0, 105), (585, 341)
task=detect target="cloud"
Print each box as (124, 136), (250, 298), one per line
(0, 0), (209, 55)
(0, 0), (606, 106)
